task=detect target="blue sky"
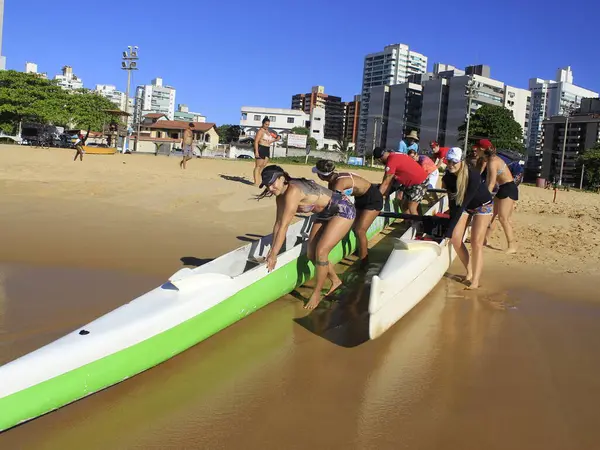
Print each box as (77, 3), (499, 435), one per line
(3, 0), (600, 125)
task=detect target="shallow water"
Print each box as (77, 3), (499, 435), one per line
(1, 259), (600, 449)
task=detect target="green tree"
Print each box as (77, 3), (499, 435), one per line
(216, 124), (242, 144)
(0, 70), (116, 134)
(196, 143), (207, 157)
(291, 126), (309, 135)
(308, 137), (318, 152)
(458, 104), (525, 154)
(579, 143), (600, 189)
(334, 138), (355, 161)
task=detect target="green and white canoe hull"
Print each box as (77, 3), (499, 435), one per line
(0, 200), (397, 432)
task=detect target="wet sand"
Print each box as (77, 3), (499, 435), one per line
(1, 261), (600, 450)
(2, 146), (600, 448)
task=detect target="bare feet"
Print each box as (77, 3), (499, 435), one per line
(325, 277), (343, 297)
(466, 279), (480, 290)
(304, 293), (322, 310)
(506, 245), (517, 255)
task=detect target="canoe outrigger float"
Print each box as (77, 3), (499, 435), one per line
(0, 193), (406, 433)
(369, 193), (458, 339)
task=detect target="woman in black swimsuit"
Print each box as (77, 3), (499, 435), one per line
(475, 139), (518, 254)
(442, 148), (493, 290)
(312, 159), (383, 267)
(257, 165), (356, 309)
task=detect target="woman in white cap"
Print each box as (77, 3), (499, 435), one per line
(312, 159), (383, 268)
(442, 147), (493, 289)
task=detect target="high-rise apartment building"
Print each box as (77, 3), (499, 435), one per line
(526, 67), (598, 180)
(342, 95), (361, 143)
(174, 104), (206, 123)
(364, 64), (532, 154)
(95, 84), (127, 111)
(25, 62), (38, 74)
(54, 66), (83, 90)
(357, 43), (428, 153)
(291, 86), (345, 141)
(0, 0), (6, 70)
(135, 77), (177, 122)
(540, 98), (600, 186)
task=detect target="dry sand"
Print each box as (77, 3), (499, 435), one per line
(2, 145), (600, 449)
(1, 144), (598, 278)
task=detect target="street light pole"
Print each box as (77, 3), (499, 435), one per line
(463, 78), (479, 153)
(580, 163), (585, 190)
(558, 103), (575, 186)
(121, 46), (139, 154)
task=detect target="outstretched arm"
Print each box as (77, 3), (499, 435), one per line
(379, 173), (395, 197)
(267, 186), (303, 271)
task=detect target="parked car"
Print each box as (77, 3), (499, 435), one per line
(237, 154), (254, 159)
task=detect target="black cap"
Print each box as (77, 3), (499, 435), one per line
(373, 147), (386, 159)
(259, 165), (284, 188)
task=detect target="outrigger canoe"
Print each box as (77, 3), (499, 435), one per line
(0, 194), (399, 432)
(369, 194), (458, 339)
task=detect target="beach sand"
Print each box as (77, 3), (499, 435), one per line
(1, 145), (600, 449)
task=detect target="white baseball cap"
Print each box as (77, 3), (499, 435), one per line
(447, 147), (463, 163)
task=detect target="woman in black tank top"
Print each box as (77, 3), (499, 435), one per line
(257, 165), (356, 309)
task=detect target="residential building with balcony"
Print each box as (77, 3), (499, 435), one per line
(540, 105), (600, 185)
(54, 66), (83, 90)
(343, 95), (361, 144)
(291, 86), (345, 141)
(526, 67), (598, 181)
(174, 104), (206, 123)
(357, 43), (428, 154)
(134, 77), (176, 122)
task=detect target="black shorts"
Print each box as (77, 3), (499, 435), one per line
(496, 181), (519, 201)
(354, 184), (384, 211)
(257, 145), (270, 159)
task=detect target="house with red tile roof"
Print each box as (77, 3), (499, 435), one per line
(132, 113), (219, 154)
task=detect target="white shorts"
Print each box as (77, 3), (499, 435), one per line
(426, 170), (440, 189)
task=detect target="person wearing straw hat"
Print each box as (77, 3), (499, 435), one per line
(397, 130), (420, 154)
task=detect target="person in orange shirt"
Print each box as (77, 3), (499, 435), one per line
(408, 149), (439, 189)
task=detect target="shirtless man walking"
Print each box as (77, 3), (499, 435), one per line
(180, 123), (195, 169)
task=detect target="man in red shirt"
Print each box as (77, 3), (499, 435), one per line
(373, 147), (428, 215)
(430, 141), (450, 169)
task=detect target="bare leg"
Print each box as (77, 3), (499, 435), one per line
(468, 213), (493, 289)
(253, 157), (268, 186)
(484, 201), (498, 246)
(450, 213), (471, 282)
(305, 217), (354, 310)
(307, 221), (342, 296)
(407, 200), (420, 216)
(353, 209), (380, 263)
(497, 197), (517, 253)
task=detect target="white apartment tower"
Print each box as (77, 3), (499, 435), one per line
(54, 66), (83, 90)
(95, 84), (127, 111)
(25, 62), (38, 74)
(526, 66), (598, 178)
(357, 43), (428, 153)
(0, 0), (6, 70)
(135, 77), (177, 122)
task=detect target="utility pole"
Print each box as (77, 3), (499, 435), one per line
(121, 46), (139, 154)
(580, 163), (585, 190)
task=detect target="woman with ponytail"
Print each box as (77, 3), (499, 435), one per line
(442, 147), (493, 289)
(312, 159), (383, 268)
(257, 165), (356, 309)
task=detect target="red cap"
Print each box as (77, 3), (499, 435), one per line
(430, 141), (439, 147)
(477, 139), (493, 149)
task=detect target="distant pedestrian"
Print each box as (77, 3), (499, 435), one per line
(430, 141), (451, 170)
(253, 117), (280, 186)
(180, 123), (195, 169)
(74, 127), (90, 162)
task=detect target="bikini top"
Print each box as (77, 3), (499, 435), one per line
(334, 173), (357, 197)
(259, 128), (274, 145)
(290, 179), (332, 213)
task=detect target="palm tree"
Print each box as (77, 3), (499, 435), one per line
(196, 143), (207, 158)
(335, 138), (353, 162)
